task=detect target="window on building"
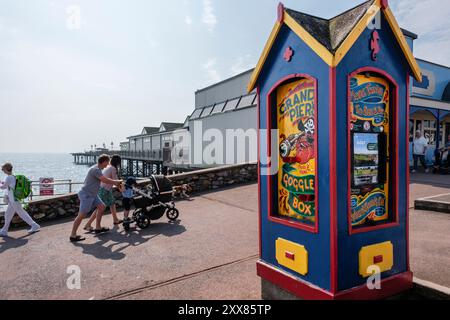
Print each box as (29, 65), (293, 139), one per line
(236, 93), (257, 110)
(200, 106), (214, 118)
(211, 102), (226, 115)
(423, 120), (438, 145)
(223, 97), (240, 112)
(411, 117), (444, 146)
(190, 108), (203, 119)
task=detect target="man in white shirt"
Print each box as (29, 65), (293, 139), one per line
(412, 130), (429, 173)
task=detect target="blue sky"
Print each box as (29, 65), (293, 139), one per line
(1, 0), (449, 153)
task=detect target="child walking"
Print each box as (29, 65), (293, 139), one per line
(0, 163), (40, 237)
(122, 177), (137, 222)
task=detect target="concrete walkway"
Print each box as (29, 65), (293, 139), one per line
(0, 184), (260, 300)
(1, 177), (449, 300)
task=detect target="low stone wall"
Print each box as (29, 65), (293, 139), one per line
(0, 163), (257, 229)
(167, 162), (257, 193)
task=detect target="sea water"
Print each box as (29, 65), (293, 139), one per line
(0, 153), (90, 201)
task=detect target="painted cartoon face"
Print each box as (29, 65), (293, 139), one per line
(304, 118), (315, 135)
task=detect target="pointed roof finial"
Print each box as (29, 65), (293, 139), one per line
(277, 2), (285, 23)
(381, 0), (389, 9)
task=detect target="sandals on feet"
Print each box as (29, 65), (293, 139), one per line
(70, 236), (86, 243)
(94, 227), (110, 234)
(83, 226), (94, 233)
(113, 220), (123, 226)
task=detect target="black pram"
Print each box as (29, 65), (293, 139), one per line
(123, 175), (179, 231)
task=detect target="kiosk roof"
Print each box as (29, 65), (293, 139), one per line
(248, 0), (422, 92)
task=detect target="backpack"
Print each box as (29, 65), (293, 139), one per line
(13, 175), (32, 201)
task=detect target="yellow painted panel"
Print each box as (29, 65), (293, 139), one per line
(276, 238), (308, 275)
(350, 75), (390, 226)
(359, 241), (394, 278)
(277, 79), (317, 224)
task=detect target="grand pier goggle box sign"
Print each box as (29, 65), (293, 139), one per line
(276, 78), (317, 226)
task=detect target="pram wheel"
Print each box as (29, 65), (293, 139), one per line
(135, 211), (150, 229)
(166, 208), (179, 221)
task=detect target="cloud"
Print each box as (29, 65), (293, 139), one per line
(202, 0), (217, 33)
(0, 17), (20, 37)
(203, 58), (220, 83)
(231, 54), (254, 75)
(391, 0), (450, 66)
(185, 15), (193, 26)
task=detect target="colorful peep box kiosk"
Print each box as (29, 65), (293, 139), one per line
(248, 0), (422, 300)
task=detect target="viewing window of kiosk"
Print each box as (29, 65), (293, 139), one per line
(269, 77), (318, 232)
(349, 73), (395, 230)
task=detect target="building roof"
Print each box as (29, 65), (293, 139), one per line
(286, 0), (374, 54)
(143, 127), (160, 135)
(248, 0), (422, 92)
(160, 122), (184, 132)
(417, 58), (450, 71)
(195, 69), (255, 94)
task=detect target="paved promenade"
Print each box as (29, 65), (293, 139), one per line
(0, 175), (449, 300)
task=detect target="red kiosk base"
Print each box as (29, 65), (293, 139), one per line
(258, 261), (414, 300)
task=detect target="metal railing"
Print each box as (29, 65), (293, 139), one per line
(0, 180), (84, 208)
(0, 177), (149, 209)
(116, 150), (163, 161)
(73, 150), (164, 161)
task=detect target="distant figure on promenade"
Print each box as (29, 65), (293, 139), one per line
(84, 155), (123, 231)
(70, 155), (122, 243)
(0, 163), (41, 237)
(412, 130), (429, 173)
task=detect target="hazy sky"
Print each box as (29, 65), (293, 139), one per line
(1, 0), (449, 153)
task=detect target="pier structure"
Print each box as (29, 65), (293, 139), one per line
(71, 150), (191, 177)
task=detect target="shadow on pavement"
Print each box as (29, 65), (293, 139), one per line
(0, 236), (29, 254)
(73, 220), (186, 261)
(410, 173), (450, 188)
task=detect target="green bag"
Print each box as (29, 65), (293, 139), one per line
(13, 175), (32, 201)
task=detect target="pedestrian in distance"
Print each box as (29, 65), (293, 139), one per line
(412, 130), (429, 173)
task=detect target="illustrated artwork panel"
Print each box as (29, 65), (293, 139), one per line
(277, 79), (317, 225)
(350, 74), (390, 227)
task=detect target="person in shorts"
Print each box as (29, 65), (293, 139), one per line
(84, 155), (123, 230)
(69, 155), (122, 243)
